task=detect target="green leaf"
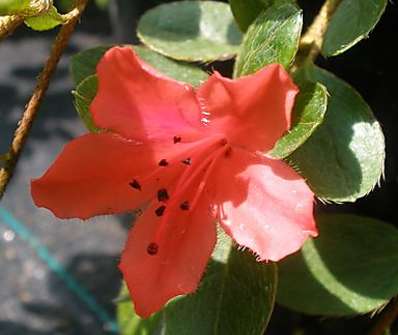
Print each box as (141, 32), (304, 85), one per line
(94, 0), (109, 10)
(118, 284), (163, 335)
(322, 0), (388, 57)
(229, 0), (270, 32)
(117, 233), (277, 335)
(288, 64), (385, 202)
(70, 45), (208, 87)
(25, 5), (65, 31)
(271, 81), (328, 159)
(134, 46), (209, 87)
(70, 45), (111, 86)
(234, 1), (302, 77)
(277, 214), (398, 316)
(0, 0), (47, 16)
(137, 1), (242, 62)
(72, 75), (100, 133)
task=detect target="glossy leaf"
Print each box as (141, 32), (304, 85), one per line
(117, 233), (277, 335)
(70, 45), (208, 87)
(322, 0), (388, 57)
(137, 1), (242, 62)
(234, 1), (302, 77)
(229, 0), (270, 32)
(271, 81), (328, 159)
(25, 5), (65, 31)
(288, 64), (385, 202)
(277, 214), (398, 315)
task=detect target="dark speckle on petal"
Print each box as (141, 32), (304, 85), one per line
(147, 242), (159, 255)
(129, 179), (141, 190)
(181, 158), (192, 165)
(180, 201), (190, 211)
(157, 188), (169, 202)
(158, 159), (168, 166)
(173, 136), (182, 144)
(155, 205), (166, 216)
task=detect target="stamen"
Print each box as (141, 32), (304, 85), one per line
(180, 201), (190, 211)
(150, 136), (226, 247)
(129, 179), (141, 190)
(158, 159), (168, 167)
(147, 242), (159, 255)
(190, 146), (228, 209)
(173, 136), (181, 143)
(157, 188), (169, 202)
(155, 205), (166, 216)
(181, 158), (192, 165)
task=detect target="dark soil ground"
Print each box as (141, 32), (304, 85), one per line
(0, 1), (397, 334)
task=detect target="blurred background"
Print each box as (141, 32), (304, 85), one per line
(0, 0), (397, 334)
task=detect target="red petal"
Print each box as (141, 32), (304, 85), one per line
(197, 65), (298, 152)
(91, 47), (203, 141)
(31, 133), (199, 219)
(211, 148), (316, 261)
(119, 196), (216, 318)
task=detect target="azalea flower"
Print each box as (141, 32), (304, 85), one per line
(31, 46), (317, 317)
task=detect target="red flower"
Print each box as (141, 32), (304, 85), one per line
(31, 47), (317, 317)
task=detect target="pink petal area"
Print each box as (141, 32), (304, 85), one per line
(91, 47), (203, 141)
(211, 148), (317, 262)
(119, 183), (217, 317)
(31, 133), (204, 220)
(197, 64), (298, 152)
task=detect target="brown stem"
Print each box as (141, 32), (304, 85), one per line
(0, 0), (52, 40)
(0, 0), (88, 199)
(294, 0), (342, 67)
(368, 298), (398, 335)
(0, 15), (24, 40)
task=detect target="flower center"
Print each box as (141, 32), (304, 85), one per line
(145, 136), (229, 256)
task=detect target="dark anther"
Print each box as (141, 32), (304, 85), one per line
(173, 136), (182, 143)
(157, 188), (169, 202)
(180, 201), (190, 211)
(155, 205), (166, 216)
(181, 158), (192, 165)
(158, 159), (168, 167)
(147, 242), (159, 255)
(129, 179), (141, 190)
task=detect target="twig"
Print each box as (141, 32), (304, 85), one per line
(294, 0), (342, 67)
(0, 0), (51, 40)
(0, 15), (24, 40)
(0, 0), (88, 199)
(368, 298), (398, 335)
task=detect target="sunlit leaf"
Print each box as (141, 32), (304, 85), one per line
(137, 1), (242, 62)
(25, 5), (65, 31)
(288, 64), (385, 202)
(234, 0), (302, 76)
(278, 214), (398, 315)
(271, 81), (328, 159)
